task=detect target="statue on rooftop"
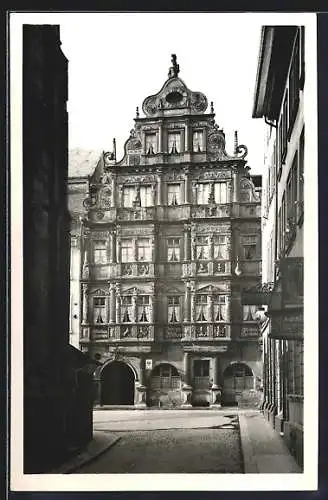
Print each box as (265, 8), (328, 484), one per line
(168, 54), (180, 78)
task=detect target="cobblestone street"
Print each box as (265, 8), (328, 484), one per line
(75, 410), (243, 473)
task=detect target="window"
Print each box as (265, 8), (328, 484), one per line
(140, 185), (152, 207)
(242, 236), (257, 260)
(167, 183), (181, 205)
(194, 360), (209, 377)
(123, 186), (135, 208)
(145, 133), (157, 154)
(213, 295), (227, 322)
(298, 128), (304, 224)
(121, 296), (133, 323)
(196, 294), (208, 322)
(214, 182), (227, 204)
(137, 238), (151, 262)
(150, 364), (180, 389)
(243, 305), (258, 321)
(281, 91), (288, 163)
(287, 155), (298, 221)
(213, 236), (226, 260)
(192, 130), (204, 152)
(168, 296), (180, 323)
(197, 182), (227, 204)
(93, 297), (106, 324)
(196, 183), (210, 204)
(196, 236), (209, 260)
(288, 31), (300, 134)
(94, 240), (107, 264)
(121, 239), (134, 263)
(168, 132), (181, 154)
(167, 238), (180, 262)
(137, 295), (150, 323)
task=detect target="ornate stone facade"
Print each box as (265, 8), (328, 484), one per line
(69, 55), (262, 408)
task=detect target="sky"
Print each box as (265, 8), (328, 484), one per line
(57, 13), (267, 175)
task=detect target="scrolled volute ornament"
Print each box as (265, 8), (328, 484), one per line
(234, 144), (248, 159)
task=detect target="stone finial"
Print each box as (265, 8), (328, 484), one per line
(234, 131), (238, 154)
(113, 138), (116, 160)
(210, 101), (214, 114)
(136, 106), (139, 118)
(168, 54), (180, 78)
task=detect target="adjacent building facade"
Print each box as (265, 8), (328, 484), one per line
(68, 56), (263, 408)
(252, 26), (304, 467)
(23, 25), (93, 473)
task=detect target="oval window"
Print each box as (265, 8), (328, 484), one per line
(166, 91), (183, 104)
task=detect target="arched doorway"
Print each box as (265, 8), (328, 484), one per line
(100, 361), (135, 405)
(223, 362), (254, 405)
(148, 363), (182, 407)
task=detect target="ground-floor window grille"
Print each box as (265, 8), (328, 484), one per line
(150, 364), (181, 389)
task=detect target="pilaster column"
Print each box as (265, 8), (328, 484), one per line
(151, 184), (156, 206)
(151, 237), (156, 262)
(132, 289), (138, 323)
(212, 356), (218, 386)
(111, 176), (116, 207)
(149, 295), (154, 323)
(191, 290), (196, 322)
(208, 235), (214, 261)
(184, 228), (190, 261)
(82, 284), (88, 324)
(134, 239), (138, 262)
(115, 284), (121, 323)
(139, 356), (145, 386)
(191, 237), (197, 261)
(183, 352), (190, 385)
(109, 284), (116, 323)
(119, 185), (123, 207)
(158, 124), (162, 153)
(208, 294), (214, 323)
(184, 123), (189, 151)
(116, 237), (121, 263)
(184, 172), (189, 204)
(184, 282), (191, 322)
(82, 249), (89, 279)
(110, 231), (116, 263)
(232, 169), (238, 203)
(191, 181), (197, 205)
(157, 172), (162, 205)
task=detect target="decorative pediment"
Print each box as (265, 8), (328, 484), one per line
(197, 284), (226, 294)
(239, 176), (261, 202)
(142, 75), (208, 118)
(89, 288), (108, 296)
(122, 286), (148, 296)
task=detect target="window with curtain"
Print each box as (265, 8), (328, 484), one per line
(243, 305), (258, 321)
(167, 183), (181, 205)
(93, 297), (106, 324)
(214, 182), (227, 204)
(196, 236), (209, 260)
(213, 235), (226, 260)
(167, 296), (180, 323)
(137, 238), (151, 262)
(137, 295), (150, 323)
(145, 133), (157, 154)
(121, 239), (134, 263)
(242, 235), (257, 260)
(121, 296), (133, 323)
(140, 185), (152, 207)
(123, 185), (136, 207)
(168, 132), (181, 154)
(93, 240), (107, 264)
(196, 183), (210, 204)
(192, 130), (204, 152)
(196, 294), (208, 322)
(213, 295), (227, 322)
(167, 238), (180, 262)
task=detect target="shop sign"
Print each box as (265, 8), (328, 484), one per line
(145, 359), (153, 370)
